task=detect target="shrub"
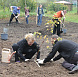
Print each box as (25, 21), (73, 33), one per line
(46, 2), (68, 12)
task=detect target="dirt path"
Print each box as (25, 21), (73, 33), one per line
(0, 16), (78, 77)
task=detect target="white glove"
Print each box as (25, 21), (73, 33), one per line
(36, 59), (40, 62)
(25, 59), (29, 62)
(43, 14), (45, 16)
(25, 15), (27, 18)
(50, 59), (53, 62)
(10, 10), (12, 12)
(38, 59), (44, 64)
(63, 17), (65, 20)
(37, 14), (38, 16)
(15, 16), (18, 19)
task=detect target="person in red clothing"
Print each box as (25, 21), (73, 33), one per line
(52, 10), (67, 36)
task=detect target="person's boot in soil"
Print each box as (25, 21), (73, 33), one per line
(69, 65), (78, 74)
(8, 21), (11, 26)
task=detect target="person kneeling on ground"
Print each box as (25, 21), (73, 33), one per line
(38, 34), (78, 74)
(12, 33), (40, 63)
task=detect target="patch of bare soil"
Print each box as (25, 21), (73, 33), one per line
(0, 16), (78, 77)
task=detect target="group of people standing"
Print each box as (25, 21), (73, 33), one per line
(8, 4), (44, 26)
(8, 4), (78, 74)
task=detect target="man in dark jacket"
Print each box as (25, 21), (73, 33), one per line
(12, 33), (40, 62)
(38, 35), (78, 74)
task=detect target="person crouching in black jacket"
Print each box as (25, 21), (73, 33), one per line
(12, 33), (40, 63)
(38, 34), (78, 74)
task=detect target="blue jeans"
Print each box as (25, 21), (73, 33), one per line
(26, 15), (29, 24)
(37, 14), (43, 26)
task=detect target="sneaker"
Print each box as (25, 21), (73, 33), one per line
(8, 22), (11, 26)
(8, 24), (10, 26)
(16, 61), (20, 63)
(69, 65), (78, 74)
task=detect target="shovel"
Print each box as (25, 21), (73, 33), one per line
(60, 19), (67, 34)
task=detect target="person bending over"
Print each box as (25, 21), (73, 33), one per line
(38, 34), (78, 74)
(52, 10), (66, 36)
(9, 6), (21, 24)
(12, 33), (40, 62)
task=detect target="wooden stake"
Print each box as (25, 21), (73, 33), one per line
(36, 6), (38, 24)
(34, 60), (40, 67)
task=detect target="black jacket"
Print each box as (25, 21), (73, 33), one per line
(44, 40), (78, 63)
(16, 39), (40, 60)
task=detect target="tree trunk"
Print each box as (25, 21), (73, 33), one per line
(25, 0), (26, 7)
(77, 0), (78, 14)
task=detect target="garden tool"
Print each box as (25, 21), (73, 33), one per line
(36, 6), (38, 24)
(35, 40), (44, 60)
(60, 19), (67, 34)
(34, 41), (44, 67)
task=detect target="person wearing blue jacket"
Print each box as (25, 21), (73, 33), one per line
(9, 6), (21, 24)
(12, 33), (40, 62)
(38, 35), (78, 74)
(37, 4), (44, 26)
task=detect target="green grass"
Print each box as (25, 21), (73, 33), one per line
(66, 13), (78, 23)
(0, 10), (11, 19)
(65, 7), (78, 23)
(0, 7), (78, 23)
(45, 7), (78, 23)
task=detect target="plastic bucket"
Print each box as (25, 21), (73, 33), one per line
(1, 33), (8, 40)
(63, 29), (67, 34)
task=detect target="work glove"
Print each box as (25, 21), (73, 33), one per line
(10, 10), (12, 12)
(37, 14), (38, 16)
(15, 16), (18, 19)
(38, 59), (44, 64)
(25, 59), (29, 62)
(63, 17), (65, 20)
(25, 15), (27, 18)
(50, 58), (54, 62)
(43, 14), (45, 16)
(36, 59), (40, 62)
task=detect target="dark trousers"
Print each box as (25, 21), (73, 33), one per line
(62, 53), (78, 71)
(9, 13), (18, 23)
(12, 44), (40, 62)
(53, 23), (60, 36)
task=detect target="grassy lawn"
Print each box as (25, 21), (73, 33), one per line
(65, 7), (78, 23)
(0, 7), (78, 23)
(66, 13), (78, 23)
(45, 7), (78, 23)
